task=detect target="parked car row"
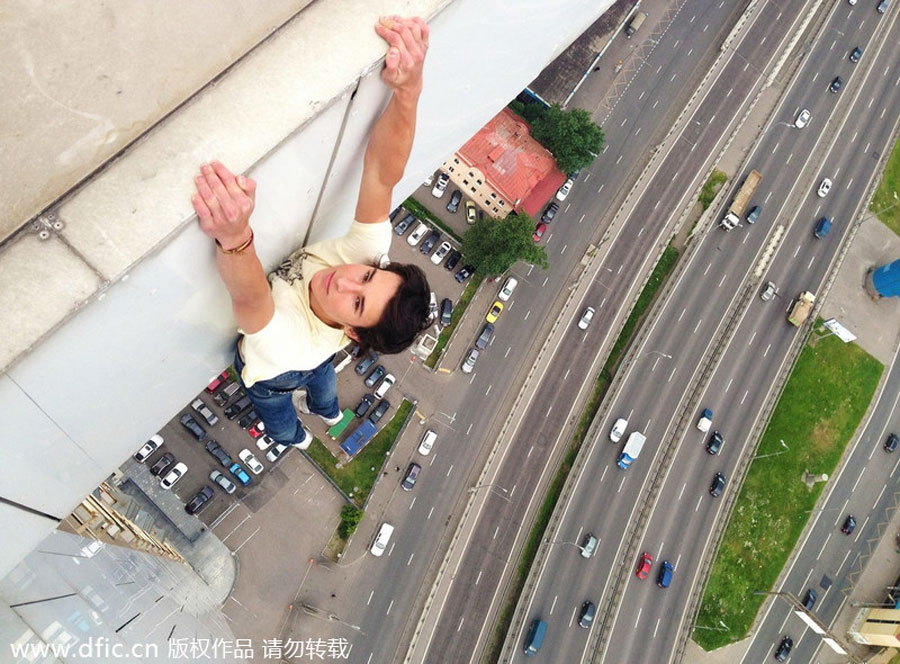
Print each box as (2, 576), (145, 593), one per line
(461, 275), (518, 375)
(352, 352), (395, 424)
(130, 371), (290, 517)
(427, 171), (481, 225)
(396, 212), (474, 283)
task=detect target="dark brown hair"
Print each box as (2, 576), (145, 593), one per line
(352, 262), (430, 354)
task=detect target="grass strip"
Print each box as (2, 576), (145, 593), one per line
(870, 135), (900, 235)
(694, 330), (882, 649)
(485, 245), (680, 662)
(425, 274), (485, 369)
(403, 196), (463, 243)
(304, 399), (413, 507)
(699, 169), (728, 211)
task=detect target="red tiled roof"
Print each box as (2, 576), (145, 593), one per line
(457, 108), (559, 211)
(521, 168), (567, 219)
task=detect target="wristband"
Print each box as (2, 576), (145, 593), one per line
(216, 229), (254, 254)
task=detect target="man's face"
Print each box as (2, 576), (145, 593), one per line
(308, 264), (402, 337)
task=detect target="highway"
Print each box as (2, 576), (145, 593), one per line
(602, 2), (900, 662)
(307, 1), (752, 663)
(509, 1), (818, 662)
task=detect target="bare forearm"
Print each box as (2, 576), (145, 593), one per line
(215, 243), (274, 334)
(365, 90), (419, 186)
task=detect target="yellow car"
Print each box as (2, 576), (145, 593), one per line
(466, 200), (477, 224)
(486, 301), (503, 323)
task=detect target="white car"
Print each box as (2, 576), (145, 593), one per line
(209, 470), (236, 494)
(817, 178), (832, 197)
(134, 434), (163, 463)
(577, 306), (596, 330)
(461, 348), (479, 374)
(498, 276), (518, 302)
(423, 173), (434, 187)
(160, 462), (188, 490)
(556, 178), (574, 202)
(431, 241), (452, 265)
(610, 418), (628, 443)
(431, 173), (450, 198)
(370, 522), (394, 557)
(256, 434), (277, 451)
(407, 221), (429, 246)
(266, 443), (289, 463)
(794, 109), (810, 129)
(418, 429), (437, 456)
(374, 374), (395, 399)
(239, 449), (264, 475)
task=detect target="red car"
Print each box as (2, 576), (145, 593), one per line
(636, 552), (653, 579)
(248, 421), (266, 439)
(205, 370), (230, 394)
(532, 222), (548, 243)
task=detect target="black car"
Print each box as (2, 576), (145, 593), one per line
(440, 298), (453, 327)
(444, 249), (462, 271)
(185, 486), (214, 515)
(841, 514), (856, 535)
(389, 206), (402, 222)
(829, 76), (842, 93)
(394, 213), (415, 235)
(420, 230), (441, 254)
(213, 381), (241, 407)
(849, 46), (863, 63)
(446, 189), (462, 213)
(205, 440), (233, 467)
(180, 414), (208, 441)
(365, 365), (386, 388)
(150, 453), (175, 476)
(541, 202), (559, 222)
(225, 395), (252, 420)
(238, 410), (258, 430)
(802, 588), (817, 611)
(368, 399), (390, 424)
(475, 323), (495, 350)
(354, 394), (375, 418)
(455, 265), (475, 283)
(885, 432), (898, 452)
(577, 601), (596, 628)
(774, 635), (793, 662)
(355, 352), (380, 376)
(706, 431), (724, 455)
(709, 472), (726, 497)
(746, 205), (761, 224)
(401, 462), (421, 491)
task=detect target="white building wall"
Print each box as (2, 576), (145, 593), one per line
(1, 0), (614, 579)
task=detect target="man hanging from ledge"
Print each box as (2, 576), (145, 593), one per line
(191, 15), (431, 450)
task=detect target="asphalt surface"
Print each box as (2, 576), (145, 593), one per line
(511, 1), (900, 663)
(292, 1), (750, 662)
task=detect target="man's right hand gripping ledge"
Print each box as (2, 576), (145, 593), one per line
(192, 161), (274, 335)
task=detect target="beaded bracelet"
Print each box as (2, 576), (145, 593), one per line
(215, 229), (254, 254)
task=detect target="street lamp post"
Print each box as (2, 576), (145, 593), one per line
(753, 439), (789, 460)
(645, 350), (672, 359)
(469, 483), (510, 501)
(544, 538), (586, 555)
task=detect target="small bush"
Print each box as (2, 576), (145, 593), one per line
(699, 170), (728, 210)
(338, 505), (362, 539)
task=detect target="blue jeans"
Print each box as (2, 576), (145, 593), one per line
(233, 346), (339, 446)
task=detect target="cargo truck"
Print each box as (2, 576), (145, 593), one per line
(720, 169), (762, 230)
(787, 291), (815, 327)
(617, 431), (647, 470)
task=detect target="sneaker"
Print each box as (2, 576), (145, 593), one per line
(295, 390), (343, 427)
(291, 423), (313, 450)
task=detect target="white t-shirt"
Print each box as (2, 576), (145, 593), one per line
(239, 220), (392, 387)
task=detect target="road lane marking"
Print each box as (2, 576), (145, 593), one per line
(678, 483), (686, 501)
(793, 244), (801, 257)
(678, 308), (686, 321)
(466, 422), (473, 435)
(764, 343), (771, 357)
(550, 595), (558, 615)
(524, 310), (531, 320)
(817, 533), (831, 560)
(493, 526), (499, 540)
(749, 331), (756, 345)
(387, 600), (394, 615)
(668, 366), (676, 383)
(427, 506), (434, 519)
(652, 357), (660, 372)
(725, 378), (733, 393)
(546, 406), (553, 418)
(695, 496), (702, 512)
(579, 213), (585, 224)
(527, 445), (534, 458)
(485, 385), (492, 396)
(367, 590), (374, 606)
(635, 608), (642, 629)
(475, 570), (482, 586)
(693, 319), (702, 334)
(717, 273), (727, 288)
(654, 618), (661, 638)
(505, 346), (511, 358)
(409, 497), (416, 510)
(704, 262), (711, 276)
(561, 244), (567, 255)
(838, 549), (851, 574)
(600, 466), (608, 483)
(408, 553), (415, 566)
(741, 390), (749, 405)
(807, 256), (815, 270)
(618, 475), (627, 492)
(446, 465), (453, 477)
(855, 517), (869, 542)
(851, 467), (866, 492)
(564, 369), (570, 381)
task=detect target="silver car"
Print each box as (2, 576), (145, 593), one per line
(462, 348), (479, 374)
(760, 281), (777, 301)
(577, 306), (596, 330)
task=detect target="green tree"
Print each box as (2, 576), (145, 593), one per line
(460, 213), (549, 276)
(531, 104), (604, 175)
(338, 504), (362, 539)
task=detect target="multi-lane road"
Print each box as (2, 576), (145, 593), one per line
(289, 1), (900, 663)
(515, 1), (900, 663)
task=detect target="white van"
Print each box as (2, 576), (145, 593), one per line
(370, 522), (394, 556)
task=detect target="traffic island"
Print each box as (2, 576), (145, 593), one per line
(693, 329), (882, 651)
